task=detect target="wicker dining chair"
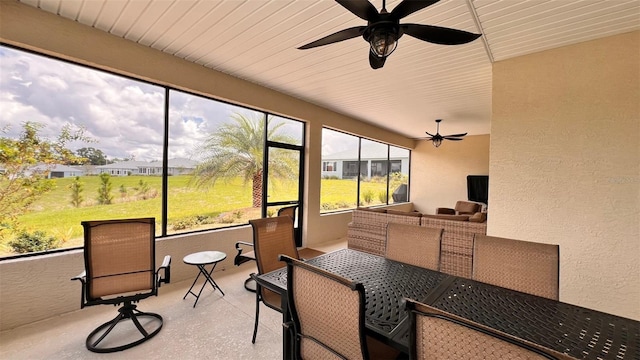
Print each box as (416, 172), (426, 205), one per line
(248, 215), (300, 344)
(472, 234), (559, 300)
(71, 218), (171, 353)
(280, 255), (370, 360)
(405, 299), (573, 360)
(386, 223), (443, 271)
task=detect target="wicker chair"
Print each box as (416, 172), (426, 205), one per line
(280, 255), (370, 360)
(405, 299), (573, 360)
(386, 223), (443, 271)
(248, 215), (300, 344)
(472, 235), (559, 300)
(71, 218), (171, 353)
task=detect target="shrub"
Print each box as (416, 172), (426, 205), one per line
(362, 189), (374, 204)
(321, 203), (337, 211)
(96, 173), (113, 205)
(171, 217), (196, 231)
(378, 191), (387, 203)
(9, 230), (60, 253)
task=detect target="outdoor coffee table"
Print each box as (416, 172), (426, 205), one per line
(182, 251), (226, 307)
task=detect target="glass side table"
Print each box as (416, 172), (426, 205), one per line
(182, 251), (226, 307)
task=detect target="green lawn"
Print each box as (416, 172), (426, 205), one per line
(2, 175), (394, 256)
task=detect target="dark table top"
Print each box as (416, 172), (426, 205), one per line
(256, 248), (640, 359)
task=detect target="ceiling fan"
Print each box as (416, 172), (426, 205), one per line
(298, 0), (481, 69)
(421, 119), (467, 147)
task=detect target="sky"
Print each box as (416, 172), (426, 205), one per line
(0, 45), (395, 162)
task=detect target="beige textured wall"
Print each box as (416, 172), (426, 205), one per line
(411, 135), (490, 214)
(0, 1), (414, 330)
(490, 31), (640, 320)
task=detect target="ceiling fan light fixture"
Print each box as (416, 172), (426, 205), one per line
(369, 27), (398, 57)
(432, 138), (442, 148)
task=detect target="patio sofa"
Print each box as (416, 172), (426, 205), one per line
(347, 208), (487, 278)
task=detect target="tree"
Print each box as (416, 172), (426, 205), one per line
(0, 122), (88, 240)
(75, 147), (108, 165)
(192, 113), (297, 207)
(69, 176), (84, 207)
(96, 172), (113, 205)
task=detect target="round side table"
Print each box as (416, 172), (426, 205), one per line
(182, 251), (226, 307)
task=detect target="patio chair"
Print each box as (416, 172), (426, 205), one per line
(234, 205), (300, 292)
(280, 255), (370, 360)
(472, 235), (559, 300)
(248, 215), (300, 344)
(405, 299), (572, 360)
(71, 218), (171, 353)
(386, 223), (443, 271)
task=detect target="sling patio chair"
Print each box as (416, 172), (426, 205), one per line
(72, 218), (171, 353)
(472, 234), (559, 300)
(405, 299), (573, 360)
(247, 215), (299, 344)
(234, 205), (302, 292)
(386, 223), (443, 271)
(280, 254), (370, 359)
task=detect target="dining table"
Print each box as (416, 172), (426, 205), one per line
(255, 248), (640, 360)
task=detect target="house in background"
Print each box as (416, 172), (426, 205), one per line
(96, 158), (197, 176)
(322, 144), (409, 179)
(28, 164), (84, 179)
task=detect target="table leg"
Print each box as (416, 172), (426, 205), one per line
(281, 293), (293, 360)
(183, 262), (225, 307)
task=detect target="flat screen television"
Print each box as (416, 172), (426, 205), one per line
(467, 175), (489, 205)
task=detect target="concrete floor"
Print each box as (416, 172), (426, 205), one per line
(0, 239), (347, 360)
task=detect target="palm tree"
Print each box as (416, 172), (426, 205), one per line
(192, 113), (297, 207)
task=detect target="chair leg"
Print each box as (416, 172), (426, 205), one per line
(86, 301), (163, 353)
(252, 287), (261, 344)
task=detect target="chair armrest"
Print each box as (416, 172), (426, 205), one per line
(71, 271), (86, 282)
(234, 241), (255, 266)
(436, 207), (456, 215)
(71, 271), (87, 308)
(157, 255), (171, 286)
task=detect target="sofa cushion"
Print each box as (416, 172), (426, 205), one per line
(422, 214), (470, 221)
(469, 212), (487, 223)
(386, 209), (422, 217)
(455, 201), (482, 215)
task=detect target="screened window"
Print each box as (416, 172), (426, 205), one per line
(0, 45), (305, 258)
(320, 128), (410, 213)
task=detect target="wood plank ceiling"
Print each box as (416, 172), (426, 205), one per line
(17, 0), (640, 138)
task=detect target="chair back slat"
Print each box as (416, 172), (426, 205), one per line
(386, 223), (443, 271)
(82, 218), (156, 300)
(473, 235), (559, 299)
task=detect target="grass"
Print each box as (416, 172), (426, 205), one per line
(2, 175), (395, 256)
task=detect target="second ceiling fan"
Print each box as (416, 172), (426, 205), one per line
(298, 0), (482, 69)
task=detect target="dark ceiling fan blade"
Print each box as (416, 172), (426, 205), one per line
(443, 133), (467, 138)
(369, 52), (386, 69)
(391, 0), (440, 20)
(443, 137), (464, 141)
(336, 0), (379, 21)
(424, 131), (436, 137)
(298, 26), (367, 49)
(402, 24), (481, 45)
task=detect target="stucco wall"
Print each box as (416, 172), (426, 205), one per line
(411, 135), (490, 214)
(490, 31), (640, 320)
